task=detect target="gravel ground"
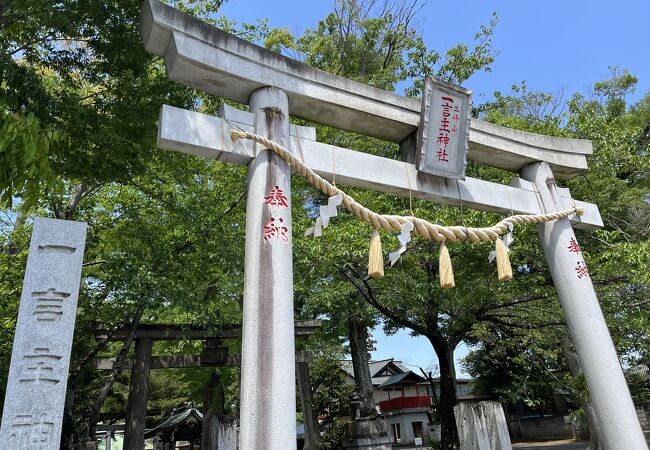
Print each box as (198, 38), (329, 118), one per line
(512, 440), (589, 450)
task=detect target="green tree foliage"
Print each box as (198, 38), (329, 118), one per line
(0, 214), (30, 395)
(0, 109), (62, 209)
(0, 0), (249, 445)
(307, 348), (355, 450)
(264, 0), (498, 90)
(0, 0), (197, 211)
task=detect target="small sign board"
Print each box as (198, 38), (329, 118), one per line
(416, 76), (472, 180)
(414, 437), (423, 446)
(201, 347), (229, 365)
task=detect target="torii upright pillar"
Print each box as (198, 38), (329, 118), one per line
(240, 87), (297, 450)
(521, 162), (647, 450)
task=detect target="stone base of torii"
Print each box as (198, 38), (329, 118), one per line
(342, 419), (392, 450)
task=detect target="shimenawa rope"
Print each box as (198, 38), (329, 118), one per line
(231, 129), (584, 244)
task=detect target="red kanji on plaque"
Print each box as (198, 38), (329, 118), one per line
(439, 117), (451, 133)
(435, 96), (457, 165)
(263, 217), (289, 242)
(264, 185), (288, 207)
(567, 238), (581, 254)
(575, 261), (590, 279)
(437, 133), (450, 146)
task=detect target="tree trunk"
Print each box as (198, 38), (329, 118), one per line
(419, 367), (439, 415)
(82, 306), (145, 448)
(201, 371), (223, 450)
(61, 334), (113, 449)
(123, 338), (153, 450)
(53, 182), (90, 220)
(428, 336), (459, 450)
(5, 210), (26, 255)
(560, 334), (603, 450)
(61, 389), (76, 450)
(296, 360), (320, 450)
(347, 314), (377, 419)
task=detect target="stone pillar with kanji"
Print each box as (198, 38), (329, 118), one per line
(239, 86), (297, 450)
(0, 218), (87, 449)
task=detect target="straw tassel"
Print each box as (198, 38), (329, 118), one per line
(495, 238), (513, 282)
(439, 242), (455, 289)
(368, 229), (384, 279)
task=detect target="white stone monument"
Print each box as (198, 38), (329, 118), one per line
(454, 401), (512, 450)
(139, 1), (647, 449)
(0, 218), (87, 449)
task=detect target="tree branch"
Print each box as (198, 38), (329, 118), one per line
(68, 332), (114, 387)
(484, 315), (565, 330)
(336, 264), (429, 336)
(173, 188), (246, 254)
(419, 366), (439, 409)
(82, 260), (106, 267)
(477, 294), (547, 314)
(85, 305), (144, 440)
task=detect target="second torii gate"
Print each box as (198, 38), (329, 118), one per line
(139, 1), (647, 449)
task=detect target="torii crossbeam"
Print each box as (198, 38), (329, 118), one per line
(157, 103), (603, 230)
(139, 1), (646, 449)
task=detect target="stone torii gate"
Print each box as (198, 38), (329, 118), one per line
(140, 1), (646, 449)
(93, 321), (320, 450)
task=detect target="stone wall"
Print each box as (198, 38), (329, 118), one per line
(507, 403), (650, 441)
(516, 416), (575, 440)
(385, 410), (430, 445)
(636, 403), (650, 431)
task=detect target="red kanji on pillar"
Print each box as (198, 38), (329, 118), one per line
(264, 185), (288, 208)
(263, 217), (276, 241)
(575, 260), (590, 279)
(567, 238), (581, 254)
(263, 217), (289, 242)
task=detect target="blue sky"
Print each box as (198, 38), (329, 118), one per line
(221, 0), (650, 105)
(219, 0), (650, 377)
